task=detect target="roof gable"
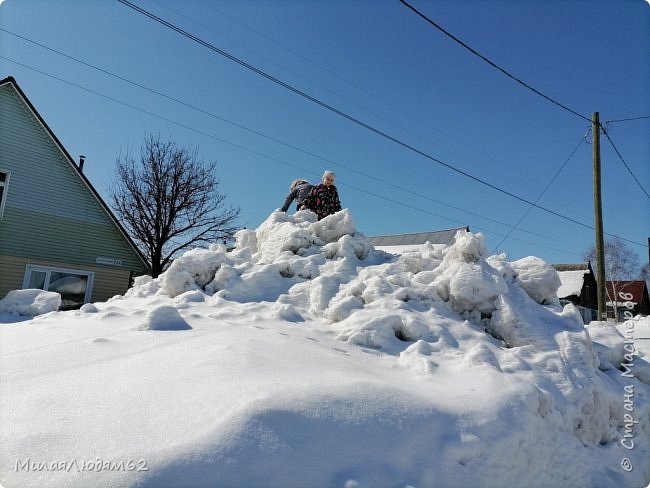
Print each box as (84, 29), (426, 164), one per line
(0, 76), (148, 270)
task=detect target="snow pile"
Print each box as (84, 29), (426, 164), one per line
(134, 305), (192, 331)
(0, 288), (61, 318)
(1, 209), (649, 488)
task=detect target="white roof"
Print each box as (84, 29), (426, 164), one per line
(557, 269), (588, 298)
(374, 243), (447, 255)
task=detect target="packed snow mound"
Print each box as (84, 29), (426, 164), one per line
(0, 288), (61, 317)
(127, 211), (561, 324)
(2, 209), (649, 488)
(127, 209), (373, 302)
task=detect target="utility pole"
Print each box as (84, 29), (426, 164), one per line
(592, 112), (607, 321)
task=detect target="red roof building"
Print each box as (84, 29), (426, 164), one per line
(605, 280), (650, 321)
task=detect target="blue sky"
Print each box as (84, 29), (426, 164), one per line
(1, 0), (648, 269)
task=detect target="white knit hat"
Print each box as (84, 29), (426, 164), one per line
(322, 170), (335, 180)
(290, 179), (308, 191)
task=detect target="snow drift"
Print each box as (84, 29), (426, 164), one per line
(1, 209), (649, 488)
(0, 288), (61, 318)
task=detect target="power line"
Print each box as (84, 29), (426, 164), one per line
(147, 0), (444, 151)
(115, 0), (614, 240)
(0, 27), (557, 243)
(492, 131), (588, 253)
(196, 0), (528, 182)
(5, 7), (643, 250)
(0, 47), (571, 249)
(605, 115), (650, 124)
(3, 54), (565, 251)
(601, 127), (650, 200)
(3, 55), (642, 252)
(398, 0), (592, 124)
(190, 1), (645, 212)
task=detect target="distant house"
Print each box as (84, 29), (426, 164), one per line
(0, 76), (148, 310)
(605, 280), (650, 321)
(552, 263), (598, 323)
(367, 226), (469, 254)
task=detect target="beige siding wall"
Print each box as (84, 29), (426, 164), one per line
(90, 266), (133, 302)
(0, 255), (134, 303)
(0, 255), (25, 297)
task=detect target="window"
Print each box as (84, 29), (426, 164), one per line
(23, 265), (94, 310)
(0, 170), (9, 219)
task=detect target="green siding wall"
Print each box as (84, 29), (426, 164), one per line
(0, 206), (143, 269)
(0, 86), (109, 223)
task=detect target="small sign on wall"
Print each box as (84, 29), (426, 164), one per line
(96, 256), (122, 266)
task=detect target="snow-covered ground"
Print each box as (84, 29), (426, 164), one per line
(1, 209), (649, 488)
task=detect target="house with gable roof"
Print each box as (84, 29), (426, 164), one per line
(552, 262), (598, 323)
(0, 76), (148, 310)
(605, 280), (650, 322)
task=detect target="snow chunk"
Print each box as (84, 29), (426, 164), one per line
(489, 288), (585, 349)
(510, 256), (561, 305)
(272, 304), (304, 322)
(310, 209), (356, 243)
(425, 234), (497, 316)
(159, 247), (229, 297)
(443, 228), (486, 262)
(254, 210), (318, 263)
(175, 290), (207, 305)
(207, 264), (243, 295)
(322, 233), (371, 260)
(586, 322), (625, 372)
(430, 230), (505, 317)
(0, 289), (61, 317)
(235, 228), (258, 254)
(397, 340), (439, 375)
(433, 260), (505, 316)
(79, 303), (99, 313)
(135, 305), (192, 331)
(125, 275), (160, 297)
(338, 314), (405, 349)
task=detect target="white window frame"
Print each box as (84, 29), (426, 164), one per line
(22, 264), (95, 307)
(0, 169), (9, 219)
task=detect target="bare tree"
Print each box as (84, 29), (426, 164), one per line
(584, 237), (640, 321)
(111, 134), (240, 277)
(640, 262), (650, 286)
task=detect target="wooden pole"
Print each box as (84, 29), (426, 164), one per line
(592, 112), (607, 321)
